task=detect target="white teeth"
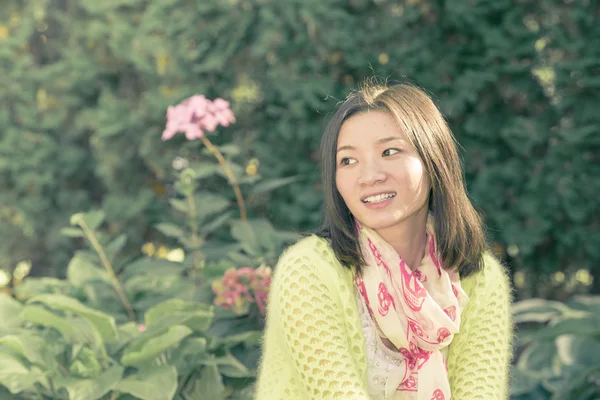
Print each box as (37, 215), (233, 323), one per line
(363, 193), (396, 203)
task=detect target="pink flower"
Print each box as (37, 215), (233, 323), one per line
(137, 324), (146, 332)
(161, 95), (236, 141)
(211, 266), (272, 316)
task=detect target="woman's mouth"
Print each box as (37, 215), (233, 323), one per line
(361, 192), (396, 204)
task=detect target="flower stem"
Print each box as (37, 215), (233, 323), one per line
(78, 221), (136, 322)
(185, 191), (203, 275)
(199, 135), (247, 221)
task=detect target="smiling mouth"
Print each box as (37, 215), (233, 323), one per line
(361, 193), (396, 203)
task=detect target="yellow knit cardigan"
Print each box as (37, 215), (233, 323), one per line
(256, 235), (513, 399)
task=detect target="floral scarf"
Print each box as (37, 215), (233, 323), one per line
(354, 217), (469, 399)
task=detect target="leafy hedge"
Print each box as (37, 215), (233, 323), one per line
(0, 1), (598, 291)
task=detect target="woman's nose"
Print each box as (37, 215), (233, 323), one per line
(358, 160), (386, 186)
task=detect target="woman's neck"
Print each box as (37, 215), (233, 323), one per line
(376, 209), (429, 271)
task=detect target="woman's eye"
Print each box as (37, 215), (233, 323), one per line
(383, 148), (400, 157)
(340, 157), (357, 166)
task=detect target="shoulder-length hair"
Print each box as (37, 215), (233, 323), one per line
(316, 81), (487, 278)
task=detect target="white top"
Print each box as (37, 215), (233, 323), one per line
(356, 288), (448, 399)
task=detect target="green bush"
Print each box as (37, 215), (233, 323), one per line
(0, 0), (598, 294)
(0, 96), (299, 398)
(511, 296), (600, 399)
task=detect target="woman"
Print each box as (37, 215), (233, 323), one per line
(255, 82), (512, 399)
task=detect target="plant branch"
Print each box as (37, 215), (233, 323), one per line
(199, 135), (247, 221)
(78, 221), (136, 322)
(185, 191), (203, 275)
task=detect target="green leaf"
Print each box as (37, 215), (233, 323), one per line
(168, 337), (207, 376)
(516, 340), (559, 378)
(19, 304), (78, 341)
(189, 364), (225, 400)
(199, 211), (233, 236)
(217, 144), (241, 157)
(61, 227), (84, 237)
(67, 253), (111, 287)
(115, 365), (177, 400)
(513, 298), (580, 324)
(155, 223), (185, 238)
(0, 334), (47, 367)
(69, 346), (102, 378)
(144, 299), (213, 332)
(250, 175), (300, 195)
(0, 353), (45, 394)
(189, 161), (220, 179)
(120, 325), (192, 367)
(105, 234), (127, 260)
(231, 220), (259, 250)
(194, 192), (231, 221)
(120, 258), (186, 282)
(526, 317), (600, 341)
(54, 364), (124, 400)
(169, 198), (189, 213)
(201, 353), (252, 378)
(555, 335), (600, 367)
(0, 294), (23, 334)
(214, 331), (262, 348)
(71, 210), (105, 230)
(28, 294), (118, 344)
(13, 277), (73, 300)
(510, 366), (541, 396)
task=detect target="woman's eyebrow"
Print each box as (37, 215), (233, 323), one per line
(337, 136), (405, 153)
(336, 144), (356, 153)
(377, 136), (404, 144)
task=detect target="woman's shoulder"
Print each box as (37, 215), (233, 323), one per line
(460, 251), (512, 298)
(273, 234), (349, 284)
(277, 234), (338, 266)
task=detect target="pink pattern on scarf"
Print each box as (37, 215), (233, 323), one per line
(355, 216), (469, 399)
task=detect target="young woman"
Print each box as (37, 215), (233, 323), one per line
(255, 82), (513, 399)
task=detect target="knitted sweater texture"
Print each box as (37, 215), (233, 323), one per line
(255, 235), (513, 399)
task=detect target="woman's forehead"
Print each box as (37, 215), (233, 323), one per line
(337, 111), (409, 148)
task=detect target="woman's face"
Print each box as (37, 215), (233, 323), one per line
(335, 111), (431, 233)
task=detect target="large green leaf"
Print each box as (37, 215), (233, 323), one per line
(249, 175), (300, 195)
(66, 253), (111, 287)
(0, 353), (46, 394)
(144, 298), (213, 332)
(28, 294), (118, 344)
(230, 220), (260, 251)
(516, 340), (560, 379)
(168, 337), (207, 376)
(0, 334), (47, 367)
(54, 364), (123, 400)
(155, 223), (186, 239)
(0, 294), (23, 334)
(512, 298), (576, 324)
(105, 234), (128, 261)
(509, 366), (542, 396)
(13, 277), (73, 301)
(114, 365), (177, 400)
(193, 192), (231, 221)
(201, 353), (252, 378)
(188, 364), (225, 400)
(555, 335), (600, 367)
(526, 317), (600, 341)
(19, 304), (78, 341)
(120, 258), (186, 282)
(120, 325), (192, 367)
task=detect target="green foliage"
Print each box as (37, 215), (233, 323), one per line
(511, 296), (600, 399)
(0, 0), (597, 295)
(0, 140), (296, 400)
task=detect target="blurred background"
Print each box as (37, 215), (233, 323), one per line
(0, 0), (598, 399)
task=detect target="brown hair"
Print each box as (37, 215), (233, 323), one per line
(316, 81), (487, 278)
